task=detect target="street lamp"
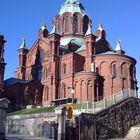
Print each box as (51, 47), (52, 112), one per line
(71, 89), (74, 104)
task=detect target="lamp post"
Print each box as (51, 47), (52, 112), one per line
(71, 89), (74, 104)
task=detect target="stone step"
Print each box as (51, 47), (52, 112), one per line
(125, 126), (140, 139)
(109, 125), (140, 140)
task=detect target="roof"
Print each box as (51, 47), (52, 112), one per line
(94, 51), (137, 65)
(59, 0), (86, 15)
(94, 51), (117, 56)
(4, 77), (30, 86)
(19, 37), (29, 50)
(60, 37), (86, 52)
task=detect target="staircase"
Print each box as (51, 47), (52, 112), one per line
(81, 89), (136, 114)
(125, 125), (140, 139)
(108, 125), (140, 140)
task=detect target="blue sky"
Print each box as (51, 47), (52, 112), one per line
(0, 0), (140, 92)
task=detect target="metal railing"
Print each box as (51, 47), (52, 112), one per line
(80, 89), (137, 114)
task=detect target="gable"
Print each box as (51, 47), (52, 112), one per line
(26, 38), (51, 67)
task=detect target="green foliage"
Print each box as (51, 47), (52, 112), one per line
(8, 106), (55, 116)
(8, 102), (88, 116)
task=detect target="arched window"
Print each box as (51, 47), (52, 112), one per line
(36, 48), (44, 64)
(130, 65), (133, 78)
(83, 16), (89, 34)
(58, 19), (61, 33)
(44, 86), (49, 101)
(63, 63), (67, 75)
(62, 84), (66, 98)
(65, 16), (69, 33)
(112, 64), (117, 78)
(75, 15), (79, 33)
(37, 68), (42, 80)
(46, 69), (48, 78)
(121, 63), (128, 78)
(34, 48), (43, 80)
(39, 49), (44, 63)
(87, 81), (93, 101)
(19, 55), (22, 66)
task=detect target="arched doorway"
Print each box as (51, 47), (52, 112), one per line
(42, 121), (53, 139)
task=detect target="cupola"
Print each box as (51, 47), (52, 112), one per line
(52, 0), (90, 36)
(95, 23), (106, 40)
(18, 37), (29, 68)
(38, 22), (48, 39)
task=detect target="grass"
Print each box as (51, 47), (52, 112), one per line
(8, 106), (55, 116)
(8, 102), (94, 116)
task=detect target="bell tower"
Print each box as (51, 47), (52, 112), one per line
(16, 37), (29, 80)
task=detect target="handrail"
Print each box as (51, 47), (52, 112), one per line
(81, 89), (137, 114)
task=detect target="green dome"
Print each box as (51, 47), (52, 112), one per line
(59, 0), (86, 15)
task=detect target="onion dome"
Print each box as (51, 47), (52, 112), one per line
(59, 0), (85, 15)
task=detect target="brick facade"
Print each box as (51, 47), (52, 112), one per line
(0, 0), (138, 110)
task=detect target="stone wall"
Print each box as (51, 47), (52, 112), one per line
(0, 109), (7, 139)
(6, 112), (56, 137)
(79, 97), (140, 140)
(0, 98), (10, 140)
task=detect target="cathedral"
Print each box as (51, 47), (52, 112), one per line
(0, 0), (138, 111)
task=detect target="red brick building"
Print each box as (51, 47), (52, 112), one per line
(0, 0), (138, 110)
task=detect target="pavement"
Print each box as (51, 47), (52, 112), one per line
(5, 134), (51, 140)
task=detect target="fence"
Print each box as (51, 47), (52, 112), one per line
(80, 89), (137, 114)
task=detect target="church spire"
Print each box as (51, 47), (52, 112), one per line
(115, 40), (125, 54)
(19, 37), (28, 50)
(50, 24), (60, 35)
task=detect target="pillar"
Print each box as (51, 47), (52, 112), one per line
(55, 106), (66, 140)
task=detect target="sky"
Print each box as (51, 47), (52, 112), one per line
(0, 0), (140, 93)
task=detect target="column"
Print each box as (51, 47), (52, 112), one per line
(55, 107), (66, 140)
